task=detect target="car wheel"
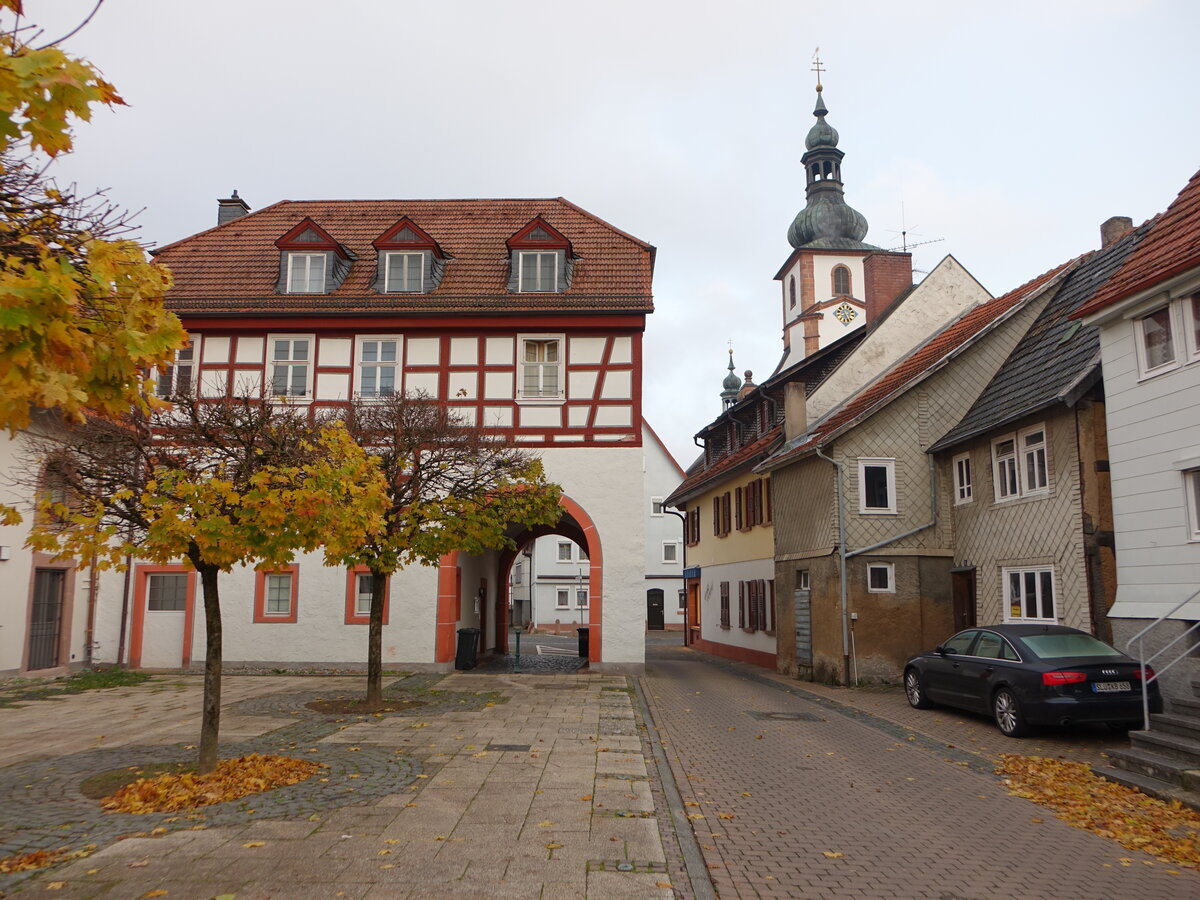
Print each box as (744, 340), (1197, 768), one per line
(904, 668), (934, 709)
(993, 687), (1029, 737)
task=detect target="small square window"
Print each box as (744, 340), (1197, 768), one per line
(519, 251), (559, 292)
(662, 542), (679, 564)
(1004, 567), (1056, 622)
(797, 569), (810, 591)
(867, 563), (894, 593)
(651, 497), (664, 516)
(556, 589), (570, 609)
(576, 589), (588, 608)
(354, 573), (374, 617)
(255, 566), (298, 623)
(1135, 305), (1178, 376)
(557, 541), (573, 562)
(265, 574), (292, 616)
(287, 253), (326, 293)
(385, 252), (423, 292)
(858, 459), (896, 514)
(147, 573), (188, 611)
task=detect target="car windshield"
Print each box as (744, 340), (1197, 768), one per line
(1021, 633), (1123, 660)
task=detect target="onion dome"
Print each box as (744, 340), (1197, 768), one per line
(720, 351), (742, 408)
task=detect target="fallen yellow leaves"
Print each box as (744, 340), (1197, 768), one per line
(822, 851), (844, 859)
(997, 755), (1200, 868)
(0, 848), (65, 874)
(102, 754), (322, 814)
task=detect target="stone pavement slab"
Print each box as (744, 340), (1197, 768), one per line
(1, 671), (694, 898)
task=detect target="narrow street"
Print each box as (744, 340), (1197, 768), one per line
(639, 634), (1196, 900)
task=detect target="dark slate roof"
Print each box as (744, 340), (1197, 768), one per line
(153, 198), (654, 317)
(929, 223), (1151, 452)
(1074, 167), (1200, 318)
(758, 260), (1079, 471)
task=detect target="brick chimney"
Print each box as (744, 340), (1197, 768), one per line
(217, 190), (250, 226)
(783, 381), (808, 442)
(1100, 216), (1133, 249)
(863, 251), (913, 325)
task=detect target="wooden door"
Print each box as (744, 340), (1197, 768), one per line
(646, 589), (665, 630)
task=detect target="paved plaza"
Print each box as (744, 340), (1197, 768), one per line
(0, 635), (1197, 898)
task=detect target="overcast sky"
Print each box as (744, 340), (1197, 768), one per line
(26, 0), (1200, 469)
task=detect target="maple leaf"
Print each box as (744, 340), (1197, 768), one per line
(822, 851), (844, 859)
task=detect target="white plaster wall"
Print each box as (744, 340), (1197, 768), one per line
(643, 423), (684, 626)
(813, 256), (866, 305)
(0, 428), (89, 675)
(539, 445), (645, 666)
(698, 558), (776, 654)
(809, 256), (991, 421)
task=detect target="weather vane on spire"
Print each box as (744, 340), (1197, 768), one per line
(811, 48), (824, 92)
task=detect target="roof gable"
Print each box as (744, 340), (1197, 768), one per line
(274, 217), (350, 258)
(372, 217), (444, 257)
(507, 216), (573, 253)
(1074, 168), (1200, 317)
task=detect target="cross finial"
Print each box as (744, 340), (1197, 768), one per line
(811, 47), (825, 92)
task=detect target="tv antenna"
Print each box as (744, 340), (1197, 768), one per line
(886, 200), (944, 254)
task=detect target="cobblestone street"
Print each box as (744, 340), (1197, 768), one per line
(639, 635), (1198, 899)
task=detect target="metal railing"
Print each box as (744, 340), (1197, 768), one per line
(1126, 586), (1200, 730)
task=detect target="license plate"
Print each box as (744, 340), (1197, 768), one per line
(1092, 681), (1131, 693)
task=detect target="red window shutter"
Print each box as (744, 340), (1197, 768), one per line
(735, 487), (743, 530)
(723, 492), (731, 534)
(748, 581), (758, 630)
(712, 497), (720, 536)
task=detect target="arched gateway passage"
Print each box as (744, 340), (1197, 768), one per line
(435, 495), (603, 666)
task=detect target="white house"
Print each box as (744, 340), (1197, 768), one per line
(1075, 168), (1200, 704)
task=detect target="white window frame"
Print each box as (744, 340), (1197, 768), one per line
(518, 251), (559, 292)
(1184, 469), (1200, 542)
(557, 541), (573, 563)
(650, 497), (664, 517)
(866, 562), (895, 593)
(286, 252), (326, 293)
(147, 573), (188, 612)
(264, 573), (294, 617)
(1002, 566), (1056, 623)
(953, 452), (973, 505)
(1020, 427), (1049, 496)
(354, 572), (374, 617)
(354, 335), (403, 399)
(662, 541), (679, 564)
(797, 569), (810, 591)
(992, 424), (1049, 501)
(267, 334), (315, 400)
(857, 458), (896, 515)
(518, 334), (564, 401)
(555, 588), (570, 609)
(384, 252), (424, 293)
(1183, 294), (1200, 363)
(155, 336), (201, 399)
(1133, 303), (1180, 378)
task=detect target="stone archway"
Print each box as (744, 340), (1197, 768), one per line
(434, 494), (603, 665)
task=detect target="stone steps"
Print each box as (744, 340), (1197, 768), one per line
(1097, 698), (1200, 807)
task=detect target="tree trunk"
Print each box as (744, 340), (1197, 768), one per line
(366, 568), (387, 706)
(197, 561), (222, 774)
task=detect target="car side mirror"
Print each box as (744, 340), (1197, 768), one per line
(935, 645), (953, 655)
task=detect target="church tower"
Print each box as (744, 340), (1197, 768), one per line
(774, 67), (913, 374)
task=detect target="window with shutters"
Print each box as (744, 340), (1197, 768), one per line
(738, 581), (747, 629)
(518, 335), (563, 400)
(719, 582), (730, 628)
(735, 486), (744, 530)
(686, 507), (701, 546)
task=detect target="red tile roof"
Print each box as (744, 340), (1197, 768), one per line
(1074, 168), (1200, 318)
(760, 259), (1080, 469)
(154, 198), (655, 316)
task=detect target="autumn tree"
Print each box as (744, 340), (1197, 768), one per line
(0, 1), (184, 440)
(333, 394), (563, 707)
(25, 397), (388, 772)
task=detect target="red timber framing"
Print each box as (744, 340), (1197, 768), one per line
(180, 315), (644, 449)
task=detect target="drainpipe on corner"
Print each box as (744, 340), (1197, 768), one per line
(115, 552), (133, 668)
(815, 444), (851, 686)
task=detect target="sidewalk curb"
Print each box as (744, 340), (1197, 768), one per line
(633, 675), (717, 900)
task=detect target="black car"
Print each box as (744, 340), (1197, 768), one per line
(903, 624), (1163, 737)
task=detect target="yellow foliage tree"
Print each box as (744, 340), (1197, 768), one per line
(26, 397), (389, 772)
(0, 1), (185, 439)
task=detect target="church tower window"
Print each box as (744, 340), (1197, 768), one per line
(832, 265), (851, 297)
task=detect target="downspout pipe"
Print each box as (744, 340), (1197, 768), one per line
(815, 445), (851, 685)
(846, 454), (939, 558)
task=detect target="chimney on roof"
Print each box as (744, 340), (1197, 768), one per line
(783, 381), (808, 443)
(863, 251), (913, 326)
(217, 190), (250, 226)
(1100, 216), (1133, 249)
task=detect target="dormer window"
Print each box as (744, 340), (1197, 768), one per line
(275, 218), (354, 295)
(372, 218), (445, 294)
(287, 253), (326, 293)
(519, 252), (559, 292)
(385, 252), (423, 292)
(508, 217), (572, 294)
